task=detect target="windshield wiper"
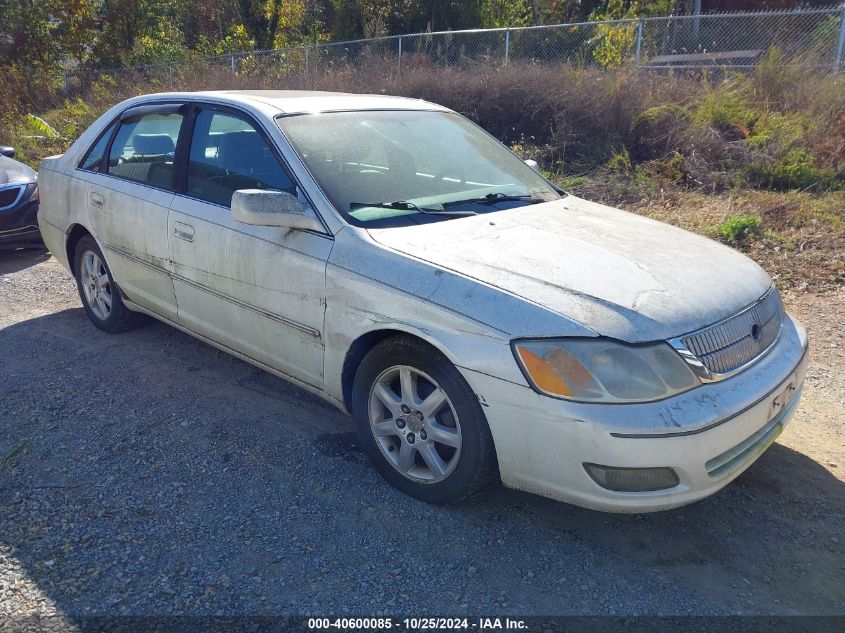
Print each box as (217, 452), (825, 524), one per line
(442, 192), (545, 207)
(350, 201), (477, 216)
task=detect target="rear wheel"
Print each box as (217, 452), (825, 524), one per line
(352, 335), (498, 504)
(74, 235), (145, 333)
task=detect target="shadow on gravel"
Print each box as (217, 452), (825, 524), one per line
(1, 308), (843, 617)
(0, 247), (49, 275)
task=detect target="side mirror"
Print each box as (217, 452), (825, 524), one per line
(0, 146), (15, 159)
(524, 159), (540, 173)
(231, 189), (323, 232)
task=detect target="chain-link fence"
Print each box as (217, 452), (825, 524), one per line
(62, 6), (845, 93)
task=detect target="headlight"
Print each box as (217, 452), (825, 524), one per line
(512, 337), (700, 403)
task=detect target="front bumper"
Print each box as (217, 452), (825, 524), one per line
(463, 313), (809, 512)
(0, 195), (41, 248)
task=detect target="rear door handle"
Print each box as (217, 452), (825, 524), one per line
(89, 192), (104, 209)
(173, 222), (194, 242)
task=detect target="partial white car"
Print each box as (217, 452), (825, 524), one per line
(37, 91), (808, 512)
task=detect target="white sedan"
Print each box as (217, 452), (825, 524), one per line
(37, 91), (808, 512)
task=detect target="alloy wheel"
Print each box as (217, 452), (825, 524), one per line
(368, 365), (462, 483)
(81, 250), (112, 320)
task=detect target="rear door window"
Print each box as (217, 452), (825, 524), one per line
(107, 113), (184, 191)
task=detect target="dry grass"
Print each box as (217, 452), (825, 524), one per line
(8, 57), (845, 178)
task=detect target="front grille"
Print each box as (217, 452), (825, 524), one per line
(0, 184), (25, 209)
(680, 287), (783, 376)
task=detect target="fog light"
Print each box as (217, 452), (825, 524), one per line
(584, 463), (679, 492)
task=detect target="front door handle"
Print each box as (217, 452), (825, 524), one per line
(173, 222), (194, 242)
(89, 192), (104, 209)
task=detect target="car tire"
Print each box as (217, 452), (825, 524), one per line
(74, 235), (146, 333)
(352, 335), (498, 504)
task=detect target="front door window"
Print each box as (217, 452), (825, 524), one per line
(187, 110), (294, 208)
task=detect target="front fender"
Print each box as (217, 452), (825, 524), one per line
(323, 260), (524, 411)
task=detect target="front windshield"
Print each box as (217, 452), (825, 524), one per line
(275, 110), (561, 227)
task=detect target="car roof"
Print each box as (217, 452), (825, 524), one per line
(170, 90), (451, 115)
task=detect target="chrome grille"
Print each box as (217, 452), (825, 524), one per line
(679, 287), (783, 376)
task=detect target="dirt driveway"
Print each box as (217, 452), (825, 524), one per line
(1, 249), (843, 618)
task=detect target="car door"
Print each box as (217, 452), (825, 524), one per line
(168, 105), (331, 388)
(82, 104), (185, 321)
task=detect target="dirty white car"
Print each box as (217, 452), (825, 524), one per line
(37, 91), (808, 512)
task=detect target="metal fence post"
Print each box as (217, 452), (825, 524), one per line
(504, 28), (510, 65)
(693, 0), (702, 42)
(167, 65), (174, 89)
(397, 35), (403, 77)
(635, 19), (644, 67)
(305, 46), (310, 74)
(836, 3), (845, 72)
(230, 54), (236, 74)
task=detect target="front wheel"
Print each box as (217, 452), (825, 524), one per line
(352, 336), (498, 504)
(74, 235), (146, 333)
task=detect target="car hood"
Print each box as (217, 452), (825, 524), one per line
(0, 156), (37, 186)
(367, 196), (773, 342)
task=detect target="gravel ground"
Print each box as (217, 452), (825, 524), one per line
(1, 249), (843, 620)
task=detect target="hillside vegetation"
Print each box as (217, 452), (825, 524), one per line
(2, 57), (843, 292)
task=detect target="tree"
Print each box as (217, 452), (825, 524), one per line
(0, 0), (59, 68)
(273, 0), (325, 47)
(52, 0), (99, 65)
(181, 0), (241, 49)
(331, 1), (427, 40)
(480, 0), (531, 28)
(414, 1), (482, 31)
(92, 0), (187, 66)
(236, 0), (283, 49)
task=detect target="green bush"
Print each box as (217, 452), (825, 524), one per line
(716, 215), (763, 243)
(644, 153), (686, 184)
(749, 148), (842, 192)
(591, 22), (637, 69)
(694, 80), (755, 136)
(629, 103), (690, 160)
(747, 112), (807, 151)
(561, 175), (588, 188)
(606, 148), (633, 174)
